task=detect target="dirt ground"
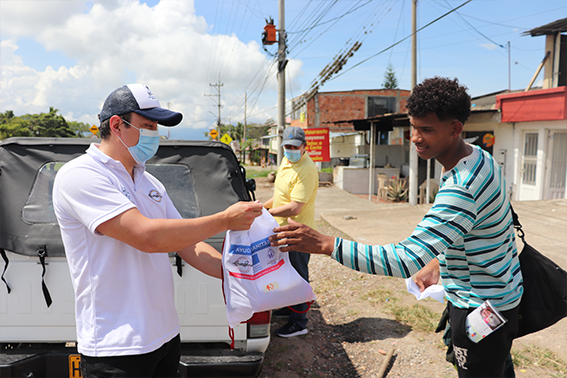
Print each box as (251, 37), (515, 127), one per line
(252, 175), (567, 378)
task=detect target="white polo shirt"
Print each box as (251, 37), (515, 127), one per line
(53, 144), (181, 357)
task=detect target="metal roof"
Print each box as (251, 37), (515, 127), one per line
(323, 112), (410, 131)
(523, 17), (567, 37)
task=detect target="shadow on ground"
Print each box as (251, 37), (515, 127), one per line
(260, 305), (411, 378)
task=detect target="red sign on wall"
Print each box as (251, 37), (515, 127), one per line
(304, 128), (330, 162)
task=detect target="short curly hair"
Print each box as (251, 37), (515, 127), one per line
(98, 112), (132, 140)
(406, 77), (471, 124)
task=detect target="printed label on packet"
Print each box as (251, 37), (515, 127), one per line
(263, 281), (280, 293)
(465, 300), (507, 343)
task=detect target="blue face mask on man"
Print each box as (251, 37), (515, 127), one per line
(284, 148), (302, 163)
(119, 118), (160, 164)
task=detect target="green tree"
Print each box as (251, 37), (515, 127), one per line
(0, 110), (15, 122)
(0, 110), (31, 139)
(28, 107), (76, 137)
(68, 120), (92, 137)
(244, 123), (271, 140)
(219, 122), (243, 142)
(0, 108), (80, 139)
(382, 64), (399, 89)
(240, 138), (254, 162)
(1, 122), (33, 138)
(205, 121), (270, 142)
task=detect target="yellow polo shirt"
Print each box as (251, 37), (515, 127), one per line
(273, 153), (318, 228)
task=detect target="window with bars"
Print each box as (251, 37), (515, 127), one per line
(522, 133), (538, 185)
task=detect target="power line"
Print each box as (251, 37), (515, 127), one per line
(217, 0), (385, 125)
(287, 0), (374, 35)
(439, 4), (567, 31)
(329, 0), (474, 83)
(439, 0), (505, 48)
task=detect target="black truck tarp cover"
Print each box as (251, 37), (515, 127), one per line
(0, 137), (252, 258)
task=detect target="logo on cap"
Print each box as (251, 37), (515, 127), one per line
(144, 85), (157, 102)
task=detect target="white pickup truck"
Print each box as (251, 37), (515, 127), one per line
(0, 137), (270, 378)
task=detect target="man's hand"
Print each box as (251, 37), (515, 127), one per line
(223, 201), (263, 231)
(269, 218), (335, 255)
(414, 258), (440, 292)
(268, 200), (305, 218)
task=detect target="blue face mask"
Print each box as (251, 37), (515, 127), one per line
(119, 118), (160, 164)
(284, 149), (302, 163)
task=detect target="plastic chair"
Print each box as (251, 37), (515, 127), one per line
(377, 173), (390, 200)
(418, 179), (439, 204)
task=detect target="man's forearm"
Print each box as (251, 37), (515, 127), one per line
(269, 201), (304, 218)
(106, 210), (231, 253)
(178, 242), (222, 279)
(263, 197), (274, 209)
(332, 238), (434, 279)
(97, 202), (262, 253)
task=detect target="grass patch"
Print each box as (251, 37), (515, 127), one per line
(245, 169), (274, 179)
(362, 288), (394, 304)
(264, 342), (291, 362)
(347, 309), (360, 317)
(273, 361), (285, 371)
(387, 304), (439, 332)
(512, 345), (567, 376)
(312, 278), (344, 294)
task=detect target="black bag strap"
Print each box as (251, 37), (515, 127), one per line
(37, 245), (53, 308)
(175, 253), (183, 277)
(239, 165), (256, 201)
(509, 204), (525, 242)
(0, 248), (11, 294)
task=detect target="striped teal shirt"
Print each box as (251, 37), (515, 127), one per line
(332, 145), (523, 311)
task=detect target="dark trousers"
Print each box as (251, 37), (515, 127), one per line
(448, 302), (519, 377)
(288, 250), (310, 328)
(80, 334), (181, 378)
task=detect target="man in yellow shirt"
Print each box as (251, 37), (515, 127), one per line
(264, 127), (318, 337)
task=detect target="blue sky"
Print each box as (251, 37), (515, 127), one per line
(1, 0), (565, 140)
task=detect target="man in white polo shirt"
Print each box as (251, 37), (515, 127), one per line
(53, 84), (262, 378)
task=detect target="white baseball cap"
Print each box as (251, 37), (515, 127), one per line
(99, 84), (182, 126)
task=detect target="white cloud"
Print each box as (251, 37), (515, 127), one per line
(0, 0), (87, 39)
(1, 39), (42, 113)
(480, 43), (498, 51)
(0, 0), (288, 131)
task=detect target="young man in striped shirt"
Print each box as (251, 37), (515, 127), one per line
(270, 77), (523, 377)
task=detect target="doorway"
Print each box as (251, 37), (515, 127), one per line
(544, 131), (567, 199)
(518, 132), (539, 200)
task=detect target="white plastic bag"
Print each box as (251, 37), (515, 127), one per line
(222, 208), (316, 328)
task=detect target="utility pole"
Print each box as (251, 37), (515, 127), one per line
(408, 0), (418, 206)
(244, 91), (247, 142)
(167, 102), (172, 139)
(242, 91), (247, 163)
(508, 41), (511, 91)
(206, 81), (223, 139)
(276, 0), (287, 166)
